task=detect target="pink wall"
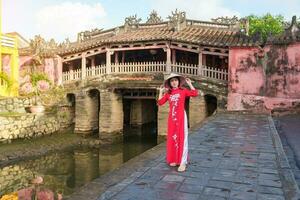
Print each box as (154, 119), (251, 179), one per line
(228, 43), (300, 112)
(19, 55), (62, 85)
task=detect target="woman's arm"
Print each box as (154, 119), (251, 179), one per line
(185, 78), (198, 97)
(157, 85), (169, 106)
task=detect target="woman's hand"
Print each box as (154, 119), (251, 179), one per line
(185, 78), (195, 90)
(159, 85), (167, 93)
(185, 78), (193, 86)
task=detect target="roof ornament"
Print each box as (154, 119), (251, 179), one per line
(77, 28), (103, 42)
(267, 15), (300, 44)
(29, 35), (57, 57)
(146, 10), (163, 24)
(59, 38), (71, 49)
(167, 9), (186, 31)
(124, 14), (142, 27)
(211, 16), (239, 24)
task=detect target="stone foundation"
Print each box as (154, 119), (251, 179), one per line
(0, 97), (36, 113)
(0, 107), (74, 143)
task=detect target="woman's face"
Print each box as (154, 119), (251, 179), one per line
(170, 77), (179, 88)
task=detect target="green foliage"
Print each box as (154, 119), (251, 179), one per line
(247, 13), (285, 41)
(0, 72), (13, 89)
(30, 72), (52, 87)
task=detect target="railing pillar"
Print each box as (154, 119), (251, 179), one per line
(81, 53), (86, 80)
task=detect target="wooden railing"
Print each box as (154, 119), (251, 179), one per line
(62, 69), (82, 82)
(171, 63), (198, 75)
(86, 64), (106, 76)
(62, 61), (228, 83)
(111, 61), (166, 73)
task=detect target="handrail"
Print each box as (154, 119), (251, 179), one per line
(62, 61), (228, 83)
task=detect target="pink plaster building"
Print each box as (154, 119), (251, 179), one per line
(228, 16), (300, 113)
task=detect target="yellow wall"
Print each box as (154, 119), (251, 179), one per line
(0, 0), (19, 97)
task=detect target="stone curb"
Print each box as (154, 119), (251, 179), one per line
(268, 116), (300, 200)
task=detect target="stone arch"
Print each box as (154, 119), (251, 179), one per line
(87, 88), (100, 132)
(66, 93), (76, 107)
(204, 94), (218, 116)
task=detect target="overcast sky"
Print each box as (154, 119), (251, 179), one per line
(2, 0), (300, 42)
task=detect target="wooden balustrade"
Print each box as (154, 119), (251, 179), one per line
(62, 61), (228, 83)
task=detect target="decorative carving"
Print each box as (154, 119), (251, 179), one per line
(146, 10), (163, 24)
(211, 16), (239, 24)
(124, 14), (142, 26)
(59, 38), (71, 49)
(168, 9), (186, 25)
(267, 15), (300, 44)
(77, 28), (103, 42)
(167, 9), (186, 31)
(29, 35), (58, 57)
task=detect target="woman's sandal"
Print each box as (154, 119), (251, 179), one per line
(177, 164), (186, 172)
(169, 163), (177, 167)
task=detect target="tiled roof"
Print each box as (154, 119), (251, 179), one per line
(57, 19), (260, 56)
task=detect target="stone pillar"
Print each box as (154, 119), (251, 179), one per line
(75, 90), (100, 135)
(106, 49), (112, 74)
(74, 149), (99, 187)
(81, 53), (86, 80)
(98, 145), (123, 175)
(189, 92), (207, 127)
(99, 90), (123, 143)
(157, 103), (169, 142)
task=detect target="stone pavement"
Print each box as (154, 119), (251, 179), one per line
(275, 114), (300, 188)
(94, 113), (299, 200)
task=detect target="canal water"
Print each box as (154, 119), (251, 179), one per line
(0, 123), (158, 199)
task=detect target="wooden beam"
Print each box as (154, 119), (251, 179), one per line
(170, 45), (199, 53)
(202, 51), (228, 57)
(110, 45), (166, 52)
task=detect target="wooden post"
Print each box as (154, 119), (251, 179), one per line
(81, 53), (86, 80)
(114, 51), (119, 64)
(166, 46), (171, 73)
(91, 56), (95, 67)
(57, 56), (63, 85)
(121, 51), (125, 63)
(106, 49), (112, 74)
(198, 50), (203, 75)
(171, 49), (176, 64)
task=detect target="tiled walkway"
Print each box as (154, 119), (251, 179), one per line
(96, 113), (299, 200)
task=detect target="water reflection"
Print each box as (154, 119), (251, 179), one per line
(0, 123), (157, 198)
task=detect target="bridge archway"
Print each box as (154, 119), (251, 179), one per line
(66, 93), (76, 107)
(121, 89), (158, 140)
(204, 94), (218, 116)
(121, 89), (157, 126)
(87, 89), (100, 132)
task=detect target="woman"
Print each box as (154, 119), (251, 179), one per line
(157, 73), (198, 172)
